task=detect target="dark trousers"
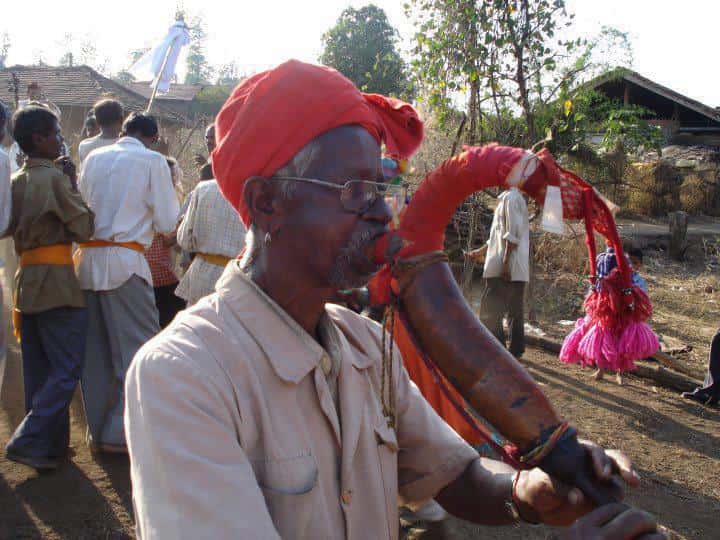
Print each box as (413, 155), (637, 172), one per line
(699, 330), (720, 398)
(153, 283), (186, 329)
(479, 278), (526, 357)
(6, 307), (88, 458)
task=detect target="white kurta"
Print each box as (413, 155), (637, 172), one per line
(76, 137), (179, 291)
(175, 180), (246, 304)
(483, 187), (530, 282)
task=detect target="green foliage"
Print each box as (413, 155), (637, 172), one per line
(407, 0), (583, 144)
(601, 104), (663, 154)
(190, 85), (233, 117)
(185, 16), (214, 85)
(320, 4), (412, 99)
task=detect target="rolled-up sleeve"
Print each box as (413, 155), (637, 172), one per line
(125, 347), (280, 540)
(176, 188), (199, 252)
(393, 347), (479, 506)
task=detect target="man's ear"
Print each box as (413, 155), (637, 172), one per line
(243, 176), (286, 233)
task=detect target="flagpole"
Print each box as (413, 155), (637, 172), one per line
(145, 38), (177, 115)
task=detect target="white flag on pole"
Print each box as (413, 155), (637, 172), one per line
(129, 19), (191, 94)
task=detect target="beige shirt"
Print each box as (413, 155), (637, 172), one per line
(126, 262), (478, 540)
(6, 158), (94, 313)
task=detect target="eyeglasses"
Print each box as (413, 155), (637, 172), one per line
(272, 176), (407, 223)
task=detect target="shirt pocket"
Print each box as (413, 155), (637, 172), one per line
(374, 420), (399, 539)
(252, 454), (318, 539)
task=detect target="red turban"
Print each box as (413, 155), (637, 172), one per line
(212, 59), (424, 226)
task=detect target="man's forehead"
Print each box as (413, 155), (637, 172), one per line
(310, 126), (381, 181)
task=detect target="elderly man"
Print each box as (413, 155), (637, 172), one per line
(126, 61), (661, 540)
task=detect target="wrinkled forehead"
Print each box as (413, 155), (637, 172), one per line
(305, 125), (382, 183)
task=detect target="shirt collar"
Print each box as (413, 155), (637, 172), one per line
(117, 136), (146, 148)
(216, 262), (374, 383)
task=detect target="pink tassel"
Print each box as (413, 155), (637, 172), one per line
(617, 321), (660, 371)
(577, 323), (603, 368)
(578, 323), (619, 369)
(560, 318), (588, 365)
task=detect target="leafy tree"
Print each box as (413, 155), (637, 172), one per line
(408, 0), (586, 144)
(191, 85), (233, 117)
(320, 4), (412, 98)
(185, 16), (214, 84)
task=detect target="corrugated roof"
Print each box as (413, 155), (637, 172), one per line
(0, 65), (187, 123)
(588, 68), (720, 124)
(127, 81), (205, 102)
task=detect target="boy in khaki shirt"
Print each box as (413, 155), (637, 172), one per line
(4, 106), (94, 470)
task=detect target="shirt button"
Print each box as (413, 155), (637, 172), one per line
(341, 490), (352, 505)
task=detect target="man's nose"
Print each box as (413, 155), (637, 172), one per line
(361, 196), (392, 225)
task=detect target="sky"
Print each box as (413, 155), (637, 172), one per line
(2, 0), (719, 105)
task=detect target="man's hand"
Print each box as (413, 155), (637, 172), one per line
(466, 244), (488, 263)
(514, 440), (640, 527)
(558, 504), (665, 540)
(194, 153), (207, 167)
(56, 157), (78, 187)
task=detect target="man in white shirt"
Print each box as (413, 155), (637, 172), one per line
(175, 179), (246, 305)
(78, 99), (123, 164)
(479, 186), (530, 358)
(76, 113), (179, 453)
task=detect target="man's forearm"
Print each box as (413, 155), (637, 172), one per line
(436, 457), (517, 525)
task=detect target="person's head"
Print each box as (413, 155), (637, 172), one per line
(628, 248), (643, 272)
(242, 124), (392, 290)
(0, 100), (9, 142)
(12, 106), (63, 159)
(121, 113), (159, 148)
(27, 82), (41, 100)
(205, 124), (216, 154)
(93, 99), (124, 133)
(199, 162), (214, 181)
(82, 115), (99, 139)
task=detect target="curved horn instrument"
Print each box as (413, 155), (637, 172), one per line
(369, 145), (653, 505)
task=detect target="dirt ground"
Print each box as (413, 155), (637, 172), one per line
(0, 337), (717, 540)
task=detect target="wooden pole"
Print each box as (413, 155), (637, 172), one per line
(668, 211), (688, 261)
(145, 39), (177, 115)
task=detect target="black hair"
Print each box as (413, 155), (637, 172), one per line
(84, 115), (98, 128)
(93, 99), (124, 127)
(199, 162), (214, 181)
(628, 248), (643, 262)
(12, 106), (58, 154)
(122, 113), (158, 138)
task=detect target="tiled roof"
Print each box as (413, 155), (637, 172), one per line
(0, 65), (186, 123)
(128, 81), (205, 102)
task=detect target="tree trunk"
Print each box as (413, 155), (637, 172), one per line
(668, 211), (688, 261)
